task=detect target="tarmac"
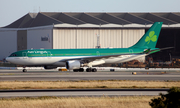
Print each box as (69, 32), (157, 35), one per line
(0, 89), (168, 97)
(0, 69), (180, 81)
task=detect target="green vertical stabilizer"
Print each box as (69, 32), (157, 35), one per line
(130, 22), (163, 48)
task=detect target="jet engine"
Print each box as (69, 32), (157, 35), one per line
(66, 60), (81, 70)
(44, 66), (57, 69)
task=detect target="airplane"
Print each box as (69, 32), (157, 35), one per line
(6, 22), (171, 72)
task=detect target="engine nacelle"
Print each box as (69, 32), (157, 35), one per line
(66, 60), (81, 70)
(44, 66), (57, 69)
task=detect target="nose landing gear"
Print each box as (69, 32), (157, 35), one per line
(23, 69), (27, 72)
(22, 66), (27, 72)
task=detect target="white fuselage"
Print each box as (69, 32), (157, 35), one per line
(6, 54), (147, 66)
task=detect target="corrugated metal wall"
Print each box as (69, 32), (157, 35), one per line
(53, 29), (145, 49)
(100, 29), (122, 48)
(122, 29), (145, 48)
(77, 29), (99, 48)
(53, 29), (76, 49)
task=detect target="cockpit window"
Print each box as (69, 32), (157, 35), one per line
(10, 54), (17, 57)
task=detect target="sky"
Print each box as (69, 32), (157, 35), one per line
(0, 0), (180, 27)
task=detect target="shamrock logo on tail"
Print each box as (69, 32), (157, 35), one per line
(145, 31), (157, 44)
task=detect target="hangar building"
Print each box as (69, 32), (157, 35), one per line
(0, 12), (180, 61)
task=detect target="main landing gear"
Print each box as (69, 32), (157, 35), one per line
(86, 68), (97, 72)
(73, 68), (97, 72)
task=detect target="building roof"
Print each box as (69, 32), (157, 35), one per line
(4, 12), (180, 28)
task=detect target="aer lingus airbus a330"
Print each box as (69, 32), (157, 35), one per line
(6, 22), (171, 72)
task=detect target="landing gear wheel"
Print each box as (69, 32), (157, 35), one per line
(92, 68), (97, 72)
(23, 69), (27, 72)
(86, 68), (92, 72)
(79, 68), (84, 72)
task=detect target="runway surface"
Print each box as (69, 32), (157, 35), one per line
(0, 89), (168, 97)
(0, 70), (180, 81)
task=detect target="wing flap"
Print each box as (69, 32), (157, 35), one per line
(59, 53), (130, 62)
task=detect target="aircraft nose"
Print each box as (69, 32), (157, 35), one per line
(6, 57), (10, 62)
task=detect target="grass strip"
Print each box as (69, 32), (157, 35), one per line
(0, 96), (156, 108)
(0, 80), (180, 89)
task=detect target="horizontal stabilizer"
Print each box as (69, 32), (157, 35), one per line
(143, 47), (174, 54)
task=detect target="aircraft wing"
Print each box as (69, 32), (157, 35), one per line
(58, 53), (142, 63)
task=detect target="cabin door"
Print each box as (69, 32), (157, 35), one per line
(47, 51), (52, 59)
(22, 52), (28, 59)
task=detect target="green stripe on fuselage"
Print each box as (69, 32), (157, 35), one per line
(9, 48), (146, 57)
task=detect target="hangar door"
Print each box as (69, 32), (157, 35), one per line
(53, 29), (145, 49)
(17, 30), (27, 51)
